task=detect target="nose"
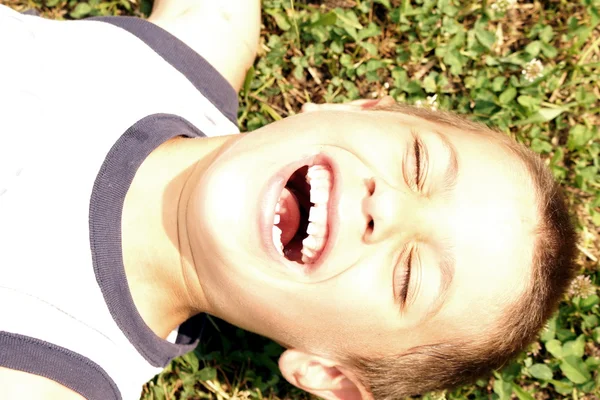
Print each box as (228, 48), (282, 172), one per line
(362, 177), (417, 244)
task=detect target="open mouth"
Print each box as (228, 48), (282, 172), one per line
(272, 163), (333, 265)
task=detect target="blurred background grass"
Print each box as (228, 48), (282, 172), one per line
(3, 0), (599, 398)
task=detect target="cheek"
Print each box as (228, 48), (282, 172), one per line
(296, 259), (397, 347)
(240, 265), (391, 351)
(340, 135), (403, 188)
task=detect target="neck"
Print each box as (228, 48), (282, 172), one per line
(121, 134), (235, 339)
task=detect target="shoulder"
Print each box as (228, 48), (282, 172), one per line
(147, 1), (259, 92)
(0, 367), (85, 400)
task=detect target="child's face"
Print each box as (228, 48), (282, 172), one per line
(189, 110), (537, 357)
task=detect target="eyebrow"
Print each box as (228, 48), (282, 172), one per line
(409, 130), (458, 320)
(422, 251), (455, 322)
(432, 129), (459, 195)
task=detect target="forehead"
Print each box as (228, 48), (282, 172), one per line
(430, 119), (536, 335)
(442, 131), (535, 322)
(378, 111), (538, 339)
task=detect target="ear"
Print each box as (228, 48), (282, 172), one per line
(301, 96), (395, 113)
(279, 350), (371, 400)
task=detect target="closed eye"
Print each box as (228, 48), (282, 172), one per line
(399, 249), (412, 305)
(404, 131), (427, 191)
(394, 246), (413, 309)
(414, 137), (421, 187)
(413, 135), (428, 190)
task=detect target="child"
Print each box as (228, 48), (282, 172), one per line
(0, 1), (576, 400)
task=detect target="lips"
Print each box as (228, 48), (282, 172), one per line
(259, 154), (340, 274)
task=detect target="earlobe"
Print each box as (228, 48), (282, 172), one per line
(360, 95), (395, 109)
(279, 350), (368, 400)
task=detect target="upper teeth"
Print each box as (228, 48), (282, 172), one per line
(272, 164), (332, 263)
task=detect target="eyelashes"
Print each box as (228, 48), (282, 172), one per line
(414, 137), (421, 187)
(399, 249), (413, 305)
(404, 132), (426, 191)
(394, 244), (414, 309)
(413, 136), (427, 190)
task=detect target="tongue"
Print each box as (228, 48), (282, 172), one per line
(277, 188), (301, 246)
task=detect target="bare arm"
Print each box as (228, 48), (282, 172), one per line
(0, 367), (85, 400)
(148, 0), (260, 93)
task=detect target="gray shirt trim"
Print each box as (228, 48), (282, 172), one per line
(0, 331), (121, 400)
(1, 11), (238, 393)
(90, 114), (207, 367)
(91, 16), (239, 125)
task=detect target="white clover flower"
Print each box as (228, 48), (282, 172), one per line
(491, 0), (517, 13)
(415, 95), (439, 111)
(427, 94), (439, 111)
(522, 58), (544, 82)
(568, 275), (596, 299)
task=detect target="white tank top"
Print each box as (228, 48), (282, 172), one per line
(0, 5), (238, 399)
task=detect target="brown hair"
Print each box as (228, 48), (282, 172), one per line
(348, 104), (577, 399)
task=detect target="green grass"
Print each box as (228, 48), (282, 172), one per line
(6, 0), (600, 398)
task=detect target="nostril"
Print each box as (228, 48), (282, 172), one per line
(366, 178), (375, 195)
(366, 218), (374, 238)
(363, 179), (376, 241)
